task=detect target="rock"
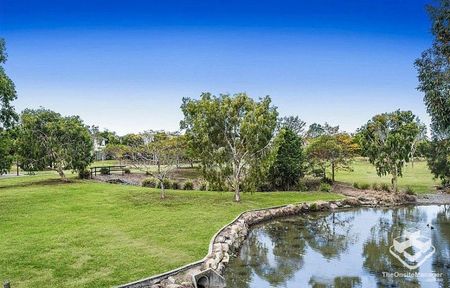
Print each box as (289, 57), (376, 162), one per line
(343, 197), (361, 206)
(330, 203), (338, 210)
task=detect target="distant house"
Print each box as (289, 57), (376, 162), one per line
(93, 138), (107, 160)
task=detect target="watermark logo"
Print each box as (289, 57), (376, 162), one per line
(389, 228), (435, 270)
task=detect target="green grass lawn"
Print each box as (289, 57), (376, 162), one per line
(333, 158), (438, 194)
(0, 173), (342, 288)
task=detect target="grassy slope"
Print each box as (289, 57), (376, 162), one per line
(0, 173), (342, 288)
(333, 158), (438, 194)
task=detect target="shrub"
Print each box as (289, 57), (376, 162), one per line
(78, 169), (91, 179)
(297, 178), (322, 191)
(310, 202), (318, 211)
(145, 171), (151, 176)
(171, 181), (180, 190)
(123, 168), (131, 174)
(353, 182), (360, 189)
(296, 181), (308, 191)
(142, 177), (158, 188)
(99, 167), (110, 175)
(319, 183), (332, 192)
(360, 183), (370, 190)
(380, 183), (390, 192)
(183, 181), (194, 190)
(161, 178), (172, 189)
(199, 181), (208, 191)
(404, 186), (416, 195)
(372, 183), (381, 191)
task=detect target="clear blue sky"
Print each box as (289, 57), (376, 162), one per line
(0, 0), (433, 135)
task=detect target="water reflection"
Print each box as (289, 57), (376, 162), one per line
(225, 205), (449, 288)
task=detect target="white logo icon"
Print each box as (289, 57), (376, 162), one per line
(389, 228), (435, 270)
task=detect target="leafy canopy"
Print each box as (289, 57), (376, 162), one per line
(17, 108), (93, 178)
(358, 110), (421, 191)
(181, 92), (278, 200)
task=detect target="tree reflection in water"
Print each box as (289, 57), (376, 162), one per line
(225, 206), (449, 288)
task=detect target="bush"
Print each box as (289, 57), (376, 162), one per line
(353, 182), (360, 189)
(372, 183), (381, 191)
(297, 178), (322, 191)
(161, 178), (172, 189)
(404, 186), (416, 195)
(100, 167), (110, 175)
(319, 183), (332, 192)
(360, 183), (370, 190)
(199, 181), (208, 191)
(171, 181), (180, 190)
(145, 171), (151, 176)
(123, 168), (131, 174)
(142, 177), (158, 188)
(183, 181), (194, 190)
(380, 183), (390, 192)
(78, 169), (91, 179)
(296, 181), (308, 191)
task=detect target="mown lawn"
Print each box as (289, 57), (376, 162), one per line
(0, 173), (342, 288)
(333, 158), (439, 194)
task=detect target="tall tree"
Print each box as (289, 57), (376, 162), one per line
(358, 110), (421, 192)
(268, 128), (305, 190)
(278, 116), (306, 136)
(415, 0), (450, 186)
(181, 93), (278, 201)
(0, 38), (18, 174)
(17, 108), (93, 179)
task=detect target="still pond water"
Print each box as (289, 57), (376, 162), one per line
(224, 205), (449, 288)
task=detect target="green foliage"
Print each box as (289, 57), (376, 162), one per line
(380, 183), (391, 192)
(199, 181), (208, 191)
(372, 183), (381, 191)
(267, 128), (305, 190)
(278, 116), (306, 135)
(0, 38), (18, 130)
(78, 169), (91, 179)
(171, 181), (180, 190)
(306, 133), (357, 181)
(404, 186), (416, 195)
(415, 1), (450, 185)
(415, 0), (450, 136)
(427, 138), (450, 186)
(180, 92), (278, 201)
(183, 181), (194, 190)
(359, 183), (370, 190)
(99, 167), (110, 175)
(17, 108), (93, 178)
(353, 182), (360, 189)
(297, 178), (322, 191)
(358, 110), (421, 192)
(0, 39), (18, 173)
(0, 130), (13, 174)
(142, 177), (158, 188)
(161, 178), (172, 189)
(319, 183), (332, 192)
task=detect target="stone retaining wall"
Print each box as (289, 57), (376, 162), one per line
(118, 194), (415, 288)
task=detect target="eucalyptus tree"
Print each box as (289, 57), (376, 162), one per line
(0, 38), (18, 174)
(415, 0), (450, 186)
(17, 108), (93, 179)
(358, 110), (421, 192)
(181, 93), (278, 201)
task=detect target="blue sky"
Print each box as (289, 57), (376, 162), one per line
(0, 0), (433, 135)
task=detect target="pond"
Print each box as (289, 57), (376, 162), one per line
(224, 205), (449, 288)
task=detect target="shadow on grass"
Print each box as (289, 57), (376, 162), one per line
(0, 178), (73, 189)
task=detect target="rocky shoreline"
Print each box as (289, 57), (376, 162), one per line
(116, 183), (445, 288)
